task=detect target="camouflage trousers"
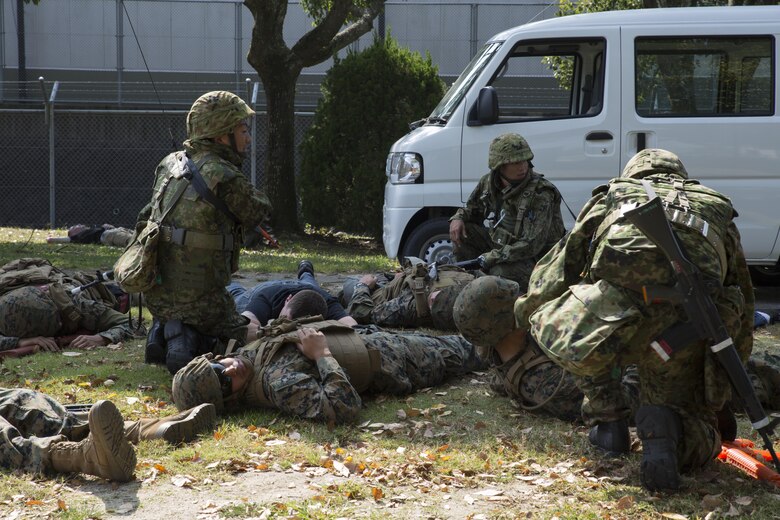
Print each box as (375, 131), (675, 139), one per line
(0, 389), (88, 474)
(454, 222), (535, 291)
(360, 331), (486, 396)
(145, 285), (248, 350)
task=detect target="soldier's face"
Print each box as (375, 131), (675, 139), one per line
(499, 161), (529, 185)
(232, 122), (252, 153)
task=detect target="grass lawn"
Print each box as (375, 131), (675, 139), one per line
(0, 227), (779, 519)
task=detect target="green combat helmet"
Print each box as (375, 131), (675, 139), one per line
(621, 148), (688, 180)
(186, 91), (255, 140)
(0, 286), (61, 338)
(488, 133), (534, 171)
(172, 355), (224, 413)
(452, 276), (520, 359)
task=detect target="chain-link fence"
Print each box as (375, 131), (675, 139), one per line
(0, 99), (314, 228)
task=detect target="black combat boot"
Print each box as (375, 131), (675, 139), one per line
(636, 405), (683, 491)
(588, 418), (630, 455)
(144, 318), (166, 365)
(164, 320), (201, 375)
(716, 406), (737, 442)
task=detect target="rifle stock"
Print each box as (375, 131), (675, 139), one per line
(624, 197), (780, 472)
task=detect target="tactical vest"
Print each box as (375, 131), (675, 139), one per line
(0, 257), (117, 309)
(402, 258), (475, 318)
(153, 152), (240, 289)
(240, 317), (380, 407)
(589, 174), (734, 288)
(481, 174), (543, 248)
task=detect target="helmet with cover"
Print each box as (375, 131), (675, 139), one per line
(488, 133), (534, 171)
(172, 355), (225, 413)
(452, 276), (520, 359)
(186, 91), (255, 140)
(621, 148), (688, 180)
(0, 286), (61, 338)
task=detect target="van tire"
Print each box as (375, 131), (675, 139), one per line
(750, 265), (780, 287)
(401, 218), (454, 265)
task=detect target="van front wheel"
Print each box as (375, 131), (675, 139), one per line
(401, 218), (454, 265)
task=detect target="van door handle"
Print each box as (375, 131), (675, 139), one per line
(585, 131), (613, 141)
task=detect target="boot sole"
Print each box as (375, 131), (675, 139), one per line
(636, 406), (682, 491)
(156, 403), (217, 443)
(89, 400), (137, 482)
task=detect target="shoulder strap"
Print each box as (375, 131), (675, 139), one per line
(181, 153), (239, 224)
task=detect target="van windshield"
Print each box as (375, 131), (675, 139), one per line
(429, 42), (503, 122)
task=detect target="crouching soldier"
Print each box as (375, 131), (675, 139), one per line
(171, 316), (485, 423)
(0, 388), (216, 482)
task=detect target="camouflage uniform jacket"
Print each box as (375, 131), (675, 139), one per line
(451, 170), (565, 267)
(516, 178), (754, 362)
(231, 325), (481, 423)
(0, 288), (131, 351)
(136, 139), (271, 299)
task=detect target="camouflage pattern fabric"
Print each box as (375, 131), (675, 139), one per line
(0, 285), (132, 352)
(186, 91), (254, 140)
(515, 150), (754, 473)
(234, 328), (483, 423)
(0, 388), (88, 474)
(136, 137), (271, 347)
(347, 268), (473, 330)
(488, 133), (534, 170)
(100, 227), (133, 248)
(450, 171), (565, 290)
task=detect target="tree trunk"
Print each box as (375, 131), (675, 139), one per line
(263, 71), (301, 232)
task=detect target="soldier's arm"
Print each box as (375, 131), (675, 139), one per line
(81, 301), (133, 345)
(481, 187), (563, 267)
(218, 174), (272, 231)
(346, 283), (377, 324)
(451, 175), (489, 224)
(370, 291), (418, 328)
(0, 335), (20, 351)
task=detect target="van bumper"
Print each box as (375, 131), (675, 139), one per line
(383, 205), (417, 260)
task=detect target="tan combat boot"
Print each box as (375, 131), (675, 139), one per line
(124, 403), (216, 444)
(49, 400), (136, 482)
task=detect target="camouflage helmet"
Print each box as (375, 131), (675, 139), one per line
(621, 148), (688, 180)
(186, 91), (255, 140)
(172, 355), (224, 413)
(453, 276), (520, 359)
(429, 284), (466, 331)
(0, 286), (61, 338)
(488, 133), (534, 171)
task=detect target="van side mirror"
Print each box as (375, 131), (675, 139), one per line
(467, 86), (498, 126)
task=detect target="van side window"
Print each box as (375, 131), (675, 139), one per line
(635, 36), (774, 117)
(488, 39), (606, 121)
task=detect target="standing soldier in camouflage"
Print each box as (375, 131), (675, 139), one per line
(0, 284), (133, 354)
(448, 133), (565, 290)
(0, 389), (217, 482)
(452, 276), (639, 426)
(344, 257), (474, 330)
(134, 91), (272, 374)
(515, 149), (754, 491)
(171, 317), (485, 424)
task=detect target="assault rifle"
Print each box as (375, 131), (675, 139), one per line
(428, 257), (484, 280)
(69, 270), (114, 296)
(624, 197), (780, 472)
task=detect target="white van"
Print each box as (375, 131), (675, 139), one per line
(383, 6), (780, 281)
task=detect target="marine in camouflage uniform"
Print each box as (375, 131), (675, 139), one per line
(515, 149), (754, 491)
(449, 133), (565, 290)
(453, 276), (639, 424)
(133, 91), (272, 373)
(171, 319), (484, 424)
(0, 285), (132, 353)
(345, 259), (474, 330)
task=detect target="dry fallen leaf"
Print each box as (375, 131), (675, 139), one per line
(616, 495), (634, 510)
(701, 494), (723, 511)
(371, 487), (383, 501)
(734, 496), (753, 506)
(57, 499), (67, 511)
(171, 474), (195, 488)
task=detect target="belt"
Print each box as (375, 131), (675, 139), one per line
(160, 226), (234, 251)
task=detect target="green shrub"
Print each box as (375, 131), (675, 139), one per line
(299, 34), (445, 238)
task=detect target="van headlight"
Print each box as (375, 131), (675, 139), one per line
(386, 152), (423, 184)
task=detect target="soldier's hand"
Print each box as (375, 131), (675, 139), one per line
(449, 219), (466, 247)
(69, 335), (109, 349)
(18, 336), (59, 352)
(359, 274), (377, 289)
(296, 328), (332, 361)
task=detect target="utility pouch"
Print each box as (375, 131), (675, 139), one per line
(113, 220), (162, 293)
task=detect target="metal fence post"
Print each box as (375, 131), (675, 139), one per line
(116, 0), (124, 105)
(247, 79), (260, 187)
(39, 77), (59, 229)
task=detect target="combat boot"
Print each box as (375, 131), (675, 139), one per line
(588, 419), (630, 455)
(145, 318), (166, 365)
(49, 400), (136, 482)
(716, 406), (737, 442)
(165, 320), (201, 375)
(636, 405), (682, 491)
(124, 403), (216, 444)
